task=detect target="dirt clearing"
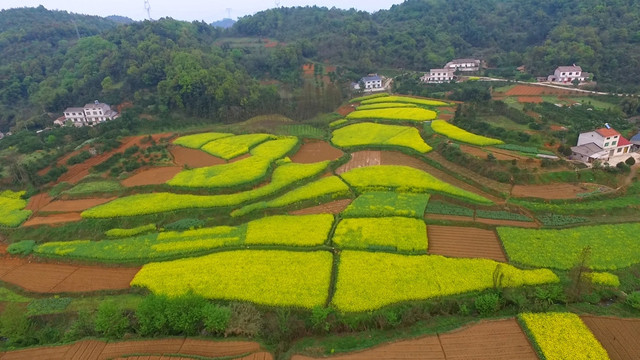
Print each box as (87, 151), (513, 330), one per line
(289, 199), (352, 215)
(427, 225), (507, 262)
(582, 315), (640, 360)
(169, 145), (227, 168)
(121, 167), (182, 187)
(511, 183), (613, 199)
(335, 151), (381, 174)
(291, 140), (344, 163)
(22, 212), (83, 227)
(504, 84), (580, 96)
(40, 198), (116, 212)
(26, 193), (52, 212)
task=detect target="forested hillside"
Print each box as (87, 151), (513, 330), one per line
(233, 0), (640, 90)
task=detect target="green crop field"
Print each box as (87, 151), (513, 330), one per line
(341, 191), (429, 218)
(332, 217), (427, 252)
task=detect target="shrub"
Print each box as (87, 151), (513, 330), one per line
(164, 295), (208, 335)
(474, 292), (501, 315)
(627, 291), (640, 310)
(0, 303), (32, 346)
(202, 303), (231, 335)
(94, 301), (129, 339)
(310, 306), (332, 332)
(625, 156), (636, 166)
(136, 295), (169, 336)
(164, 218), (205, 231)
(105, 224), (156, 238)
(226, 302), (263, 337)
(66, 150), (92, 165)
(7, 240), (36, 255)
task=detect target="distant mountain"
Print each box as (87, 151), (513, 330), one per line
(211, 18), (235, 28)
(106, 15), (135, 24)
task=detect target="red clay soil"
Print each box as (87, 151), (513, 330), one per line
(169, 145), (227, 168)
(289, 199), (353, 215)
(581, 316), (640, 360)
(302, 63), (314, 75)
(426, 214), (539, 228)
(0, 256), (139, 293)
(291, 140), (344, 164)
(549, 124), (568, 131)
(53, 133), (174, 185)
(335, 151), (381, 175)
(511, 183), (613, 200)
(121, 166), (182, 187)
(40, 197), (116, 212)
(427, 225), (507, 262)
(505, 84), (580, 96)
(22, 212), (83, 227)
(517, 96), (544, 103)
(0, 338), (269, 360)
(336, 104), (356, 117)
(292, 318), (536, 360)
(25, 192), (53, 212)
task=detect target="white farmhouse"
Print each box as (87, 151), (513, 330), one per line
(360, 74), (383, 89)
(63, 100), (119, 127)
(444, 59), (481, 72)
(421, 68), (455, 83)
(547, 65), (589, 84)
(571, 126), (632, 163)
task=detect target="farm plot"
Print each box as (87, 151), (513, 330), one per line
(121, 166), (182, 187)
(356, 102), (417, 110)
(519, 313), (609, 360)
(22, 212), (83, 226)
(341, 191), (429, 218)
(200, 134), (273, 159)
(168, 156), (272, 188)
(82, 161), (330, 218)
(245, 214), (334, 246)
(504, 84), (580, 96)
(346, 108), (437, 122)
(131, 250), (333, 308)
(511, 183), (609, 200)
(335, 151), (381, 174)
(360, 95), (449, 107)
(172, 132), (233, 149)
(332, 251), (558, 312)
(331, 122), (432, 153)
(427, 225), (507, 262)
(291, 140), (344, 163)
(292, 318), (536, 360)
(339, 165), (492, 204)
(582, 316), (640, 360)
(290, 199), (353, 215)
(498, 223), (640, 270)
(0, 190), (31, 227)
(431, 120), (503, 146)
(332, 217), (427, 252)
(169, 145), (227, 167)
(40, 197), (117, 212)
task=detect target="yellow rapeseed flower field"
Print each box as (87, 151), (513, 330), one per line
(431, 120), (504, 146)
(332, 217), (427, 252)
(331, 122), (432, 153)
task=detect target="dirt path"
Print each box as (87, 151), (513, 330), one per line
(292, 318), (536, 360)
(0, 252), (139, 293)
(121, 166), (182, 187)
(0, 338), (270, 360)
(291, 140), (344, 164)
(427, 225), (507, 262)
(582, 315), (640, 360)
(511, 183), (613, 199)
(289, 199), (353, 215)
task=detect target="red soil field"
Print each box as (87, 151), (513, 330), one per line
(335, 151), (381, 175)
(40, 197), (116, 212)
(303, 63), (314, 75)
(292, 319), (536, 360)
(0, 252), (139, 293)
(511, 183), (613, 200)
(289, 199), (353, 215)
(291, 140), (344, 164)
(22, 212), (82, 227)
(121, 166), (182, 187)
(504, 84), (580, 96)
(517, 96), (543, 103)
(336, 104), (356, 116)
(0, 339), (269, 360)
(427, 225), (507, 262)
(25, 192), (52, 212)
(169, 145), (227, 168)
(426, 214), (539, 228)
(582, 316), (640, 360)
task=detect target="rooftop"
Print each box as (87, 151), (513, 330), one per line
(617, 136), (631, 147)
(595, 128), (620, 137)
(449, 58), (480, 64)
(430, 68), (454, 72)
(64, 107), (84, 112)
(557, 65), (582, 72)
(631, 132), (640, 143)
(571, 143), (603, 157)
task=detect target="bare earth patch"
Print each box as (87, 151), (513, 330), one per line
(335, 151), (381, 175)
(289, 199), (353, 215)
(426, 214), (538, 228)
(121, 166), (182, 187)
(291, 140), (344, 164)
(511, 183), (613, 200)
(40, 197), (116, 212)
(169, 145), (227, 168)
(22, 212), (83, 227)
(25, 193), (53, 212)
(582, 315), (640, 360)
(427, 225), (507, 262)
(505, 84), (580, 96)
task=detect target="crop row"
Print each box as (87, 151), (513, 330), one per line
(356, 102), (417, 110)
(200, 133), (273, 159)
(331, 122), (432, 153)
(498, 223), (640, 270)
(332, 217), (427, 252)
(105, 224), (156, 238)
(231, 176), (351, 217)
(339, 165), (492, 204)
(35, 214), (334, 261)
(518, 313), (609, 360)
(349, 93), (389, 103)
(425, 200), (474, 217)
(510, 195), (640, 215)
(431, 120), (504, 146)
(538, 213), (589, 227)
(475, 210), (533, 222)
(360, 95), (449, 107)
(0, 190), (32, 228)
(82, 161), (330, 218)
(341, 191), (430, 218)
(172, 132), (232, 149)
(494, 143), (555, 156)
(346, 108), (437, 122)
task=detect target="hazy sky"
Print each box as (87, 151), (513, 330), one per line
(1, 0), (404, 23)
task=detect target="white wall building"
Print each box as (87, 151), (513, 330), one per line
(421, 68), (455, 83)
(63, 101), (119, 127)
(444, 59), (481, 72)
(571, 127), (632, 163)
(547, 65), (588, 84)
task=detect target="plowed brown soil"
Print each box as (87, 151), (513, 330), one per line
(0, 254), (139, 293)
(511, 183), (613, 199)
(22, 212), (82, 227)
(25, 193), (52, 212)
(289, 199), (353, 215)
(121, 166), (182, 187)
(426, 214), (539, 228)
(335, 151), (381, 174)
(505, 84), (579, 96)
(291, 319), (536, 360)
(582, 316), (640, 360)
(336, 104), (356, 117)
(40, 198), (116, 212)
(291, 141), (344, 163)
(0, 339), (268, 360)
(518, 96), (543, 103)
(427, 225), (507, 262)
(169, 145), (226, 168)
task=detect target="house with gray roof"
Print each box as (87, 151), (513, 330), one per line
(547, 65), (589, 84)
(63, 100), (119, 127)
(571, 127), (633, 163)
(444, 59), (481, 72)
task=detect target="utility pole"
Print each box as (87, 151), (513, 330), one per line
(144, 0), (152, 20)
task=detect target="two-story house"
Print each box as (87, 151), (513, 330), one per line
(421, 68), (455, 83)
(547, 65), (589, 84)
(571, 126), (632, 163)
(63, 101), (119, 127)
(444, 59), (481, 72)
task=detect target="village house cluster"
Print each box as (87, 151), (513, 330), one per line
(545, 64), (591, 84)
(421, 58), (481, 83)
(55, 100), (119, 127)
(571, 125), (639, 164)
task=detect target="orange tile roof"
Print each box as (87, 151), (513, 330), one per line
(595, 128), (620, 137)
